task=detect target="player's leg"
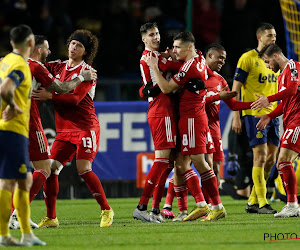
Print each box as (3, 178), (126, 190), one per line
(244, 116), (276, 214)
(161, 177), (176, 219)
(134, 116), (175, 223)
(40, 137), (76, 228)
(275, 146), (299, 218)
(16, 174), (46, 246)
(172, 167), (188, 221)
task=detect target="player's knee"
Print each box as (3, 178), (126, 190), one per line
(50, 160), (64, 175)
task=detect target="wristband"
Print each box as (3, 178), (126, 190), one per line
(77, 75), (84, 82)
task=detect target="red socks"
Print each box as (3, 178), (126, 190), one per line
(43, 174), (59, 219)
(201, 170), (221, 206)
(152, 163), (173, 209)
(30, 169), (49, 202)
(80, 170), (110, 210)
(174, 184), (188, 211)
(278, 162), (298, 203)
(139, 158), (169, 206)
(164, 178), (175, 206)
(182, 169), (205, 203)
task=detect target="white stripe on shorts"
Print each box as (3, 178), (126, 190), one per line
(188, 118), (195, 148)
(291, 127), (300, 144)
(165, 116), (173, 142)
(91, 130), (97, 152)
(36, 131), (46, 153)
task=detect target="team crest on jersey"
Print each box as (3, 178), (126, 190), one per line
(161, 57), (167, 64)
(255, 62), (260, 67)
(55, 74), (60, 79)
(256, 131), (263, 139)
(178, 71), (185, 78)
(291, 69), (298, 81)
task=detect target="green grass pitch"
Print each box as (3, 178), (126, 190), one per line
(9, 196), (300, 249)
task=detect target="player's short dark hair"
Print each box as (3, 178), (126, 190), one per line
(67, 29), (98, 65)
(204, 43), (225, 57)
(258, 43), (282, 58)
(256, 22), (275, 36)
(173, 31), (195, 44)
(34, 35), (47, 47)
(140, 22), (158, 36)
(10, 24), (33, 45)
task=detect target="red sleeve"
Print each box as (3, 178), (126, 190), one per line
(165, 60), (182, 73)
(224, 98), (252, 111)
(206, 94), (220, 104)
(30, 62), (55, 87)
(139, 85), (147, 99)
(267, 102), (283, 119)
(267, 85), (297, 102)
(140, 60), (151, 86)
(45, 60), (60, 75)
(52, 81), (93, 105)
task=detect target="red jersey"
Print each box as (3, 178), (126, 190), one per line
(205, 72), (228, 137)
(45, 60), (99, 132)
(28, 58), (55, 131)
(278, 60), (300, 129)
(172, 54), (208, 117)
(140, 49), (181, 118)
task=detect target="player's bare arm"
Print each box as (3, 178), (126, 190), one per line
(0, 77), (23, 121)
(49, 65), (97, 94)
(231, 80), (243, 134)
(144, 52), (178, 94)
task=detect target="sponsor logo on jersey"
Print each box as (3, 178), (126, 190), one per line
(183, 147), (188, 152)
(256, 131), (263, 139)
(209, 144), (214, 149)
(258, 73), (277, 83)
(283, 140), (288, 144)
(55, 74), (60, 79)
(85, 149), (91, 153)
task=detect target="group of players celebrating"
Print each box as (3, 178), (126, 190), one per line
(1, 19), (300, 247)
(133, 22), (300, 223)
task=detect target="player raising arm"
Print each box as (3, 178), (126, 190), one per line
(252, 43), (300, 218)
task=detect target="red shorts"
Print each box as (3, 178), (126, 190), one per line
(206, 130), (215, 155)
(212, 137), (224, 161)
(148, 116), (176, 150)
(29, 130), (50, 161)
(51, 129), (100, 166)
(179, 116), (209, 155)
(280, 126), (300, 154)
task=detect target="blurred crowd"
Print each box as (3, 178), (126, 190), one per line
(0, 0), (285, 91)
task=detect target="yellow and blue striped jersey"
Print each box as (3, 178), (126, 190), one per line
(0, 52), (32, 138)
(234, 49), (279, 116)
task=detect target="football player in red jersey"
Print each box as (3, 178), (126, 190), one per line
(251, 43), (300, 218)
(8, 35), (97, 229)
(145, 31), (228, 221)
(32, 30), (114, 227)
(133, 22), (183, 223)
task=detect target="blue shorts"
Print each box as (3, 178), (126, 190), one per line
(0, 131), (31, 179)
(244, 115), (280, 147)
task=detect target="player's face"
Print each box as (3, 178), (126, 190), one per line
(143, 27), (160, 51)
(262, 55), (280, 72)
(40, 40), (51, 64)
(172, 40), (190, 61)
(68, 40), (85, 61)
(207, 49), (226, 72)
(260, 29), (276, 47)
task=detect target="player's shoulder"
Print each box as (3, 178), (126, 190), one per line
(82, 62), (94, 70)
(239, 49), (257, 60)
(180, 56), (198, 72)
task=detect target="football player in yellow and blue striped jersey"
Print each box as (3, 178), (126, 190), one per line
(231, 23), (279, 214)
(0, 24), (45, 247)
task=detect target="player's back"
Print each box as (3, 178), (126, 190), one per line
(235, 49), (279, 116)
(45, 60), (99, 132)
(172, 55), (207, 118)
(0, 52), (32, 137)
(279, 59), (300, 129)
